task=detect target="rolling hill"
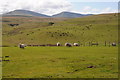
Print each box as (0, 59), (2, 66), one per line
(2, 13), (118, 46)
(2, 10), (50, 17)
(52, 12), (92, 18)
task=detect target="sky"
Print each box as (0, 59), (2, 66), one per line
(67, 0), (119, 2)
(0, 0), (119, 15)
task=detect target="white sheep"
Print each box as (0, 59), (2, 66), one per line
(65, 43), (72, 47)
(57, 42), (61, 46)
(18, 43), (26, 49)
(112, 42), (116, 46)
(73, 43), (80, 46)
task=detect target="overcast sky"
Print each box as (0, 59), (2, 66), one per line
(0, 0), (119, 15)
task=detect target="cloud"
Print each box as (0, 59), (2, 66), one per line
(72, 6), (117, 14)
(67, 0), (119, 2)
(0, 0), (72, 15)
(0, 1), (117, 15)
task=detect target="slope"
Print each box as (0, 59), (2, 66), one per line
(2, 13), (118, 46)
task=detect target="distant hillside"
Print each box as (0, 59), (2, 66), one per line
(52, 12), (92, 18)
(2, 10), (50, 17)
(2, 10), (93, 18)
(2, 13), (118, 46)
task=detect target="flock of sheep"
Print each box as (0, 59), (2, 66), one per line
(57, 42), (79, 47)
(18, 42), (79, 49)
(18, 42), (117, 49)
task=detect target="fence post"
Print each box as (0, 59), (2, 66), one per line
(89, 42), (90, 46)
(105, 41), (106, 46)
(97, 42), (98, 46)
(91, 42), (92, 46)
(109, 42), (110, 47)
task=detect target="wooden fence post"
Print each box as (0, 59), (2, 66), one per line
(89, 42), (91, 46)
(105, 41), (106, 46)
(109, 42), (110, 47)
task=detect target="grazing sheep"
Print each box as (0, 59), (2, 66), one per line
(73, 43), (80, 46)
(57, 42), (61, 46)
(18, 43), (26, 49)
(65, 43), (72, 47)
(112, 42), (116, 46)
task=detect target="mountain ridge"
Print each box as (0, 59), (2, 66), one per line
(2, 9), (93, 18)
(2, 10), (50, 17)
(52, 11), (92, 18)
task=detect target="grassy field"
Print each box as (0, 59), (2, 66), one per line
(2, 46), (118, 78)
(2, 13), (118, 46)
(1, 13), (119, 78)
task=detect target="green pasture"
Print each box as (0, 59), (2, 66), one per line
(2, 13), (118, 46)
(2, 46), (118, 78)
